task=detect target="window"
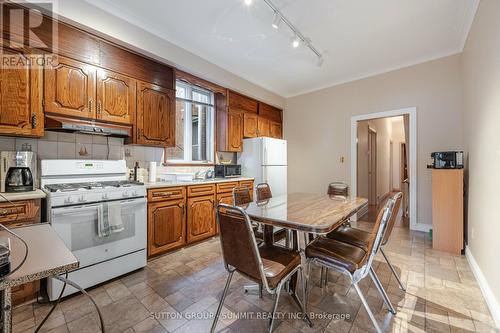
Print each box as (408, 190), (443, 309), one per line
(166, 80), (215, 163)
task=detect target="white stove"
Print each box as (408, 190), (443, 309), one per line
(41, 160), (147, 300)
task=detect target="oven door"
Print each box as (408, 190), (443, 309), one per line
(50, 197), (146, 269)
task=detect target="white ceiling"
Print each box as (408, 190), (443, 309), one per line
(85, 0), (479, 97)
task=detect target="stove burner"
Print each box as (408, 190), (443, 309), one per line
(45, 180), (144, 192)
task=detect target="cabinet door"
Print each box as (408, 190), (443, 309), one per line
(243, 112), (258, 138)
(187, 195), (216, 243)
(96, 69), (136, 125)
(270, 121), (282, 139)
(136, 81), (175, 146)
(148, 199), (186, 257)
(44, 56), (96, 119)
(0, 47), (43, 137)
(227, 111), (243, 152)
(257, 117), (270, 137)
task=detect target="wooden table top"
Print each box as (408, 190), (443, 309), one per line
(244, 193), (368, 234)
(0, 223), (79, 290)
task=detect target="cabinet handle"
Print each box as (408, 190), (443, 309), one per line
(31, 114), (37, 128)
(153, 192), (173, 198)
(0, 209), (9, 216)
(88, 99), (93, 112)
(97, 101), (102, 115)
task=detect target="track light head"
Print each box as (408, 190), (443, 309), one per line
(271, 12), (281, 29)
(244, 0), (252, 5)
(291, 35), (300, 48)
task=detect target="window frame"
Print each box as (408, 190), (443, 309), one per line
(165, 80), (215, 165)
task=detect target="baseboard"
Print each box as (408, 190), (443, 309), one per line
(465, 246), (500, 328)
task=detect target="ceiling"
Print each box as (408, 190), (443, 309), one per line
(85, 0), (479, 97)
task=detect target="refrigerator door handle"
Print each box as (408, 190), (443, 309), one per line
(263, 146), (268, 166)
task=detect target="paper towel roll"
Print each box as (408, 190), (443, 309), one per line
(148, 162), (157, 183)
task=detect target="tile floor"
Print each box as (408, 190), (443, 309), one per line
(12, 217), (497, 333)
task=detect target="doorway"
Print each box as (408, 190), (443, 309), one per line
(351, 107), (418, 231)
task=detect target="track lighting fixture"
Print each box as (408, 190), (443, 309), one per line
(291, 35), (300, 48)
(244, 0), (252, 5)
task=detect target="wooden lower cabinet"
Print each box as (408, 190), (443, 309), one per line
(0, 199), (41, 304)
(186, 195), (216, 244)
(147, 199), (186, 257)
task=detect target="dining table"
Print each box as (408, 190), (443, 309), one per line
(241, 192), (368, 311)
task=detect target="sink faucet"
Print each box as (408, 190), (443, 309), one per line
(194, 171), (206, 180)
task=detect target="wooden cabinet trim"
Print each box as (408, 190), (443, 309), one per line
(148, 187), (186, 202)
(96, 69), (136, 125)
(216, 182), (239, 194)
(187, 184), (216, 197)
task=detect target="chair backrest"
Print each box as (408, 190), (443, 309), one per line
(359, 198), (394, 276)
(382, 192), (403, 246)
(327, 182), (349, 197)
(233, 186), (252, 206)
(256, 183), (272, 201)
(216, 203), (268, 287)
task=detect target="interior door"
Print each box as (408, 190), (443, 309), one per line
(136, 81), (175, 146)
(0, 46), (43, 137)
(368, 128), (377, 205)
(96, 69), (136, 125)
(44, 56), (96, 119)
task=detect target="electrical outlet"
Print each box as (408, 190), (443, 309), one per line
(340, 156), (345, 163)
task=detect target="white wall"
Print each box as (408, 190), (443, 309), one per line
(36, 0), (285, 108)
(284, 54), (464, 227)
(463, 0), (500, 323)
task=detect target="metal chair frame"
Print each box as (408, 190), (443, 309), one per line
(305, 199), (396, 333)
(211, 204), (310, 333)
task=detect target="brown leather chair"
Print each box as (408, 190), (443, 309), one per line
(233, 185), (252, 206)
(255, 183), (288, 245)
(212, 204), (309, 333)
(305, 198), (396, 333)
(327, 192), (405, 290)
(256, 182), (273, 201)
(327, 182), (349, 197)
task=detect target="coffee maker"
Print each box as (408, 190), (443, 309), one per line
(0, 151), (36, 193)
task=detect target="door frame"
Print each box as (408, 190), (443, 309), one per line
(367, 127), (377, 205)
(351, 107), (420, 231)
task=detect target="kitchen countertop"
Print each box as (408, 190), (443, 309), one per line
(144, 177), (255, 189)
(0, 189), (46, 203)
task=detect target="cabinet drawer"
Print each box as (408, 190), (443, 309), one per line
(216, 182), (239, 194)
(148, 187), (186, 202)
(0, 199), (41, 225)
(187, 184), (216, 197)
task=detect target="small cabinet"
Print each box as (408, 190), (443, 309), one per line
(227, 111), (243, 152)
(136, 81), (175, 147)
(187, 195), (216, 244)
(270, 121), (282, 139)
(243, 112), (258, 138)
(44, 56), (97, 119)
(257, 117), (270, 137)
(0, 199), (41, 304)
(96, 69), (136, 125)
(0, 46), (43, 137)
(148, 199), (186, 257)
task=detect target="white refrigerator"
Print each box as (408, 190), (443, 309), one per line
(238, 137), (287, 196)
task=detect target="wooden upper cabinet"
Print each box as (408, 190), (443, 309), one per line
(257, 117), (270, 137)
(44, 56), (96, 119)
(148, 199), (186, 257)
(187, 195), (216, 244)
(228, 111), (243, 152)
(228, 90), (258, 113)
(258, 102), (282, 122)
(136, 81), (175, 147)
(243, 112), (258, 138)
(270, 121), (282, 139)
(0, 46), (43, 137)
(96, 69), (136, 125)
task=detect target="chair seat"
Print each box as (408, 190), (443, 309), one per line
(305, 237), (367, 273)
(327, 225), (371, 251)
(259, 245), (301, 288)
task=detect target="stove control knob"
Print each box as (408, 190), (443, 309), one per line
(102, 194), (109, 200)
(122, 191), (130, 198)
(64, 197), (74, 204)
(78, 196), (87, 203)
(132, 191), (138, 197)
